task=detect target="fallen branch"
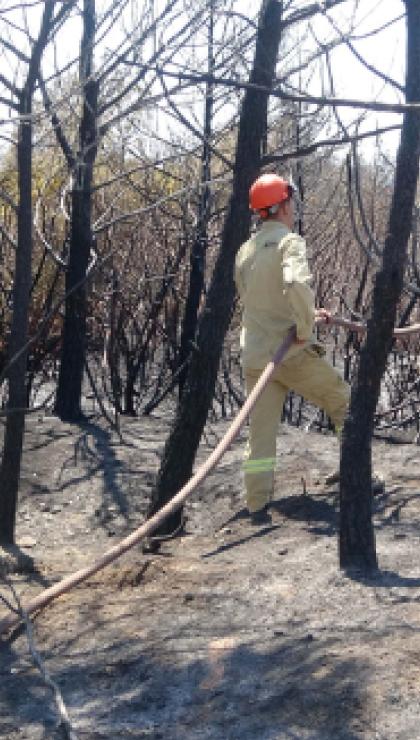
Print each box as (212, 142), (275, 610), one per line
(1, 579), (78, 739)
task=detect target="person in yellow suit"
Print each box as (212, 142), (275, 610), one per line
(235, 174), (350, 524)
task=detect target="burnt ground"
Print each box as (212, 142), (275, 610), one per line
(1, 410), (420, 739)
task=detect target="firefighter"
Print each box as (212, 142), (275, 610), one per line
(235, 173), (350, 524)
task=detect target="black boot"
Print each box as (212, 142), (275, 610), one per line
(249, 505), (272, 526)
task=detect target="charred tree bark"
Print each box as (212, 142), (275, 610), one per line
(55, 0), (98, 421)
(178, 4), (214, 397)
(149, 0), (284, 534)
(0, 96), (33, 543)
(0, 2), (56, 543)
(339, 0), (420, 572)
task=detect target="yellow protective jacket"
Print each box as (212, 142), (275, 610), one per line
(235, 220), (316, 369)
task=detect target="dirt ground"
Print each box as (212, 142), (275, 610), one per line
(1, 409), (420, 739)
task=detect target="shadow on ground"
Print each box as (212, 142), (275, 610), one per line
(54, 420), (132, 531)
(1, 612), (372, 740)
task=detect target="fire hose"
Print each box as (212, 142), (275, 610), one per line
(0, 315), (419, 636)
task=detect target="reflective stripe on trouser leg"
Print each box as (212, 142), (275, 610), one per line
(243, 457), (276, 473)
(243, 458), (276, 515)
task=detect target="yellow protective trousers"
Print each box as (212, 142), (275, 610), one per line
(244, 345), (350, 513)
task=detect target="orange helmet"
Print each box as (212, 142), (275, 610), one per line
(249, 174), (292, 215)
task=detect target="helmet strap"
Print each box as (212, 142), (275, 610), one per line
(259, 203), (281, 219)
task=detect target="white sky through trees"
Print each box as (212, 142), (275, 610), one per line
(0, 0), (407, 160)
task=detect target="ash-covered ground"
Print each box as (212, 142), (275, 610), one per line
(1, 411), (420, 739)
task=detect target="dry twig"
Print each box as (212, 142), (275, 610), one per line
(0, 578), (79, 740)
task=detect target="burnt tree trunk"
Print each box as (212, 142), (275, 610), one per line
(0, 2), (56, 543)
(55, 0), (98, 421)
(178, 4), (214, 397)
(339, 0), (420, 571)
(0, 96), (33, 544)
(149, 0), (284, 534)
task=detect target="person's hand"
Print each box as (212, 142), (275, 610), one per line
(315, 308), (331, 324)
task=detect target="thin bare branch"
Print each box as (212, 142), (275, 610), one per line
(141, 65), (414, 114)
(98, 2), (204, 116)
(0, 1), (46, 11)
(93, 175), (232, 234)
(350, 12), (405, 42)
(283, 0), (348, 28)
(321, 6), (405, 94)
(158, 71), (232, 169)
(0, 72), (21, 98)
(37, 73), (75, 169)
(346, 152), (379, 263)
(34, 200), (68, 269)
(0, 391), (56, 418)
(25, 1), (56, 94)
(350, 140), (383, 257)
(0, 222), (17, 250)
(0, 96), (19, 110)
(262, 123), (402, 163)
(1, 35), (30, 64)
(96, 0), (178, 88)
(0, 188), (18, 212)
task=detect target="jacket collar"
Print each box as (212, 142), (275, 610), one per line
(259, 220), (289, 233)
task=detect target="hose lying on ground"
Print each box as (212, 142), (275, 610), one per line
(0, 329), (297, 636)
(0, 315), (419, 636)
